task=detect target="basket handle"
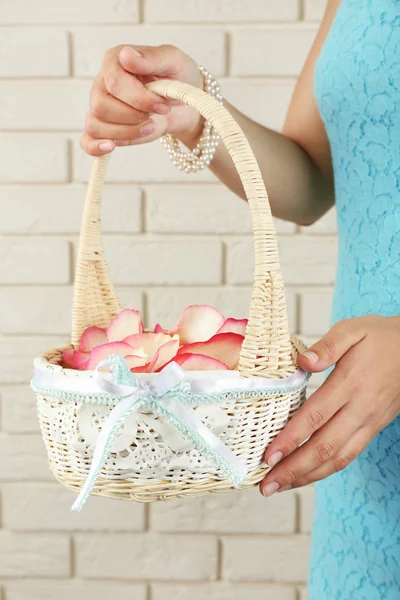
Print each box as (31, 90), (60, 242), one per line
(72, 79), (296, 378)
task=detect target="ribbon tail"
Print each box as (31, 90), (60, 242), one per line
(71, 393), (142, 512)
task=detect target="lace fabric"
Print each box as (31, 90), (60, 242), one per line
(311, 1), (400, 597)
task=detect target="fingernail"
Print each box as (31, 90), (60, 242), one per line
(301, 351), (319, 364)
(267, 451), (283, 469)
(99, 142), (113, 152)
(153, 102), (170, 115)
(262, 481), (280, 497)
(140, 121), (155, 137)
(278, 484), (293, 493)
(129, 47), (142, 57)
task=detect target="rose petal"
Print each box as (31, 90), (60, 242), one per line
(79, 326), (107, 353)
(217, 318), (248, 336)
(154, 323), (167, 334)
(173, 353), (229, 371)
(63, 349), (90, 369)
(62, 349), (81, 369)
(106, 309), (144, 342)
(124, 333), (177, 362)
(173, 305), (225, 344)
(149, 339), (180, 373)
(178, 332), (244, 369)
(83, 341), (136, 370)
(124, 354), (148, 370)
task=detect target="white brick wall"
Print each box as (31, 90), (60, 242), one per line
(0, 2), (335, 599)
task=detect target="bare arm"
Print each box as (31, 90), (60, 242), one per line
(181, 0), (340, 225)
(82, 0), (340, 226)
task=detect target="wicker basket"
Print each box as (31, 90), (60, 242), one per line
(32, 80), (308, 507)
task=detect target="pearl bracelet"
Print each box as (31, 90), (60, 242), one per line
(160, 65), (223, 173)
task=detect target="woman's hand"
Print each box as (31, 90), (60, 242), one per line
(261, 315), (400, 496)
(81, 44), (204, 156)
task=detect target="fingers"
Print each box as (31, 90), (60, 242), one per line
(118, 44), (183, 78)
(264, 369), (348, 467)
(102, 65), (170, 114)
(85, 113), (155, 142)
(82, 44), (182, 156)
(80, 134), (116, 157)
(261, 404), (362, 496)
(297, 319), (366, 372)
(81, 114), (168, 156)
(279, 426), (373, 490)
(90, 80), (150, 126)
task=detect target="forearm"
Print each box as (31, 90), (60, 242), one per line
(190, 100), (335, 226)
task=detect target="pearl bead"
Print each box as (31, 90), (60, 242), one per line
(161, 65), (222, 173)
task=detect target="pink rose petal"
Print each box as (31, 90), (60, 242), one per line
(217, 318), (248, 336)
(173, 353), (229, 371)
(79, 326), (107, 353)
(63, 349), (89, 369)
(74, 351), (90, 369)
(178, 332), (244, 370)
(124, 333), (176, 362)
(124, 354), (148, 370)
(149, 339), (180, 373)
(173, 304), (225, 344)
(154, 323), (167, 334)
(106, 309), (144, 342)
(83, 341), (136, 370)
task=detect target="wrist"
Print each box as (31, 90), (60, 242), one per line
(176, 112), (205, 149)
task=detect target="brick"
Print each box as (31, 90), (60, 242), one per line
(2, 484), (145, 531)
(0, 239), (70, 284)
(222, 81), (296, 131)
(73, 141), (217, 183)
(150, 487), (295, 533)
(222, 535), (311, 582)
(0, 81), (90, 131)
(75, 534), (217, 580)
(296, 486), (315, 534)
(0, 532), (70, 577)
(226, 236), (337, 285)
(74, 27), (226, 77)
(145, 0), (299, 22)
(304, 0), (327, 21)
(300, 291), (333, 336)
(0, 288), (72, 334)
(0, 185), (142, 234)
(102, 239), (222, 285)
(0, 137), (68, 183)
(0, 434), (53, 481)
(298, 586), (309, 600)
(0, 29), (69, 77)
(0, 386), (37, 432)
(4, 581), (146, 600)
(0, 0), (139, 24)
(0, 337), (69, 384)
(147, 287), (252, 327)
(146, 185), (252, 233)
(231, 28), (317, 76)
(147, 287), (296, 333)
(145, 184), (295, 233)
(300, 208), (337, 234)
(152, 583), (296, 600)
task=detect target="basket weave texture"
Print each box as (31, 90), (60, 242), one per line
(33, 80), (307, 503)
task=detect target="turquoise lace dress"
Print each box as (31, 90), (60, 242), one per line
(310, 1), (400, 598)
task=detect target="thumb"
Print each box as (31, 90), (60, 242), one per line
(297, 319), (365, 372)
(119, 45), (182, 78)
